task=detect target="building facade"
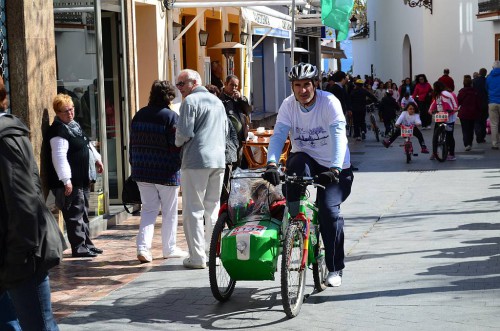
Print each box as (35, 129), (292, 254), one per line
(351, 0), (496, 85)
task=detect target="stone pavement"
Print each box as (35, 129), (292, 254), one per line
(53, 125), (500, 330)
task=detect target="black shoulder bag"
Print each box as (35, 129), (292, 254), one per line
(122, 176), (141, 214)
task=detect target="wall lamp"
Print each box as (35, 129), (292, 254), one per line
(239, 31), (250, 46)
(172, 22), (182, 39)
(403, 0), (433, 14)
(199, 30), (209, 46)
(224, 31), (233, 43)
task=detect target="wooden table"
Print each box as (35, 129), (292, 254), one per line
(250, 129), (274, 137)
(242, 136), (291, 169)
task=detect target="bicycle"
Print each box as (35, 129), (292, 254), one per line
(432, 111), (449, 162)
(400, 124), (417, 163)
(366, 103), (380, 142)
(209, 169), (327, 318)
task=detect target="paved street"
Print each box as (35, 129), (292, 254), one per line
(57, 125), (500, 330)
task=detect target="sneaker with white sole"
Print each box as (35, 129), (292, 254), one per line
(465, 145), (472, 151)
(325, 271), (342, 287)
(137, 250), (152, 263)
(183, 257), (206, 269)
(164, 248), (189, 259)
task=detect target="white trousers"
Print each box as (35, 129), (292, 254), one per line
(136, 182), (179, 256)
(489, 103), (500, 147)
(181, 168), (224, 264)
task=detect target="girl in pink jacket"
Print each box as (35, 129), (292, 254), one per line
(428, 81), (458, 160)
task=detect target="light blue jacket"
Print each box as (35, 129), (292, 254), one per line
(175, 86), (227, 169)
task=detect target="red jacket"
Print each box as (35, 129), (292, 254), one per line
(457, 87), (481, 120)
(438, 75), (455, 92)
(412, 82), (433, 102)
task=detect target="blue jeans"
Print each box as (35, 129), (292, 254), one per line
(286, 152), (354, 272)
(0, 292), (21, 330)
(1, 272), (59, 331)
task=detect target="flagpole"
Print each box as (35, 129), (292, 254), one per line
(291, 0), (295, 68)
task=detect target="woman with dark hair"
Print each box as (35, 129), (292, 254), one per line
(130, 80), (186, 263)
(412, 74), (433, 129)
(205, 84), (220, 97)
(398, 77), (414, 103)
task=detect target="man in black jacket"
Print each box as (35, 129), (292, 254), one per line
(473, 68), (488, 143)
(326, 71), (351, 115)
(1, 109), (64, 330)
(220, 75), (252, 167)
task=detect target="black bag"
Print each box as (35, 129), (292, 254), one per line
(122, 176), (141, 214)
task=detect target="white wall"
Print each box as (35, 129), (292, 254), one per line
(352, 0), (495, 86)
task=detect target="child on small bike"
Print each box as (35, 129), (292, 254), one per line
(428, 81), (458, 161)
(382, 102), (429, 153)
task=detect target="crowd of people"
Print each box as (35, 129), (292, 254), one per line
(320, 63), (499, 158)
(2, 58), (499, 328)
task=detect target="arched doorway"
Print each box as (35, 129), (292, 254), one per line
(402, 34), (412, 80)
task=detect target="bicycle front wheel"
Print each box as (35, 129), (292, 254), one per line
(209, 212), (236, 302)
(281, 221), (306, 318)
(405, 141), (412, 163)
(312, 232), (328, 292)
(434, 125), (448, 162)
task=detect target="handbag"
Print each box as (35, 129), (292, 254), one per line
(122, 176), (141, 214)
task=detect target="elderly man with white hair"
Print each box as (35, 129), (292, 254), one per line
(175, 69), (228, 269)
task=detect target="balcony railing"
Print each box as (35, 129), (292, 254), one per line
(478, 0), (500, 14)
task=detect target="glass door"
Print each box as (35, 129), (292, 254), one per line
(101, 12), (124, 203)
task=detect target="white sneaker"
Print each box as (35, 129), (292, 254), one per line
(137, 250), (152, 263)
(164, 248), (189, 259)
(183, 257), (206, 269)
(465, 145), (472, 151)
(325, 271), (342, 287)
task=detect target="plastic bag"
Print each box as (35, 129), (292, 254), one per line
(228, 168), (284, 222)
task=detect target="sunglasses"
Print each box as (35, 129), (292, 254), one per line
(176, 80), (192, 88)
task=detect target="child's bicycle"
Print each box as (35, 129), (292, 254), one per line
(432, 111), (449, 162)
(400, 124), (418, 163)
(366, 103), (380, 142)
(209, 169), (327, 318)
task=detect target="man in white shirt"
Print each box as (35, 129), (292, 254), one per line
(263, 63), (354, 287)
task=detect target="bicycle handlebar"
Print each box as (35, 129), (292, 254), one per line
(275, 174), (325, 190)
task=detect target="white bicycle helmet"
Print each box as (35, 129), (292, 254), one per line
(288, 62), (318, 81)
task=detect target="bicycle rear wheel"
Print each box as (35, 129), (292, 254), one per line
(281, 221), (306, 318)
(209, 212), (236, 302)
(312, 232), (328, 292)
(434, 125), (448, 162)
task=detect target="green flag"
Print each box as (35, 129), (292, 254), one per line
(321, 0), (354, 41)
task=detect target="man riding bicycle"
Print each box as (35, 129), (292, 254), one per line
(263, 62), (354, 287)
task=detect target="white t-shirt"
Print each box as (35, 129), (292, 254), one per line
(395, 111), (422, 126)
(276, 90), (351, 169)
